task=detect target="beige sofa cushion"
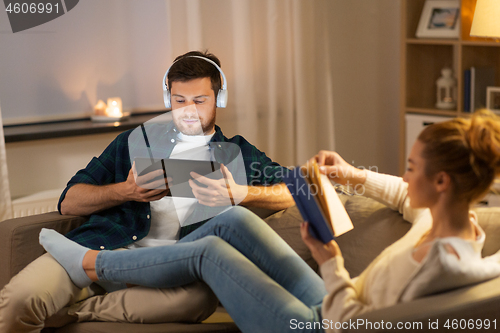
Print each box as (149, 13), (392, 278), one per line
(475, 207), (500, 257)
(0, 213), (87, 289)
(336, 195), (412, 278)
(264, 195), (414, 278)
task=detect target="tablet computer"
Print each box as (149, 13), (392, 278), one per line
(134, 157), (222, 198)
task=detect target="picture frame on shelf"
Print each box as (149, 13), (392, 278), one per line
(416, 0), (460, 39)
(486, 87), (500, 114)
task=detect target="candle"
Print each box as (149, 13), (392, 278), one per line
(93, 100), (107, 116)
(105, 97), (123, 118)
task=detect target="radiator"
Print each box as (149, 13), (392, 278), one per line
(11, 189), (62, 218)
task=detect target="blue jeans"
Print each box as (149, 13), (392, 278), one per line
(95, 206), (327, 333)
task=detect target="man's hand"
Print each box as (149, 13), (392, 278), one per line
(60, 163), (170, 216)
(300, 222), (341, 266)
(188, 164), (246, 207)
(126, 162), (171, 202)
(309, 150), (367, 186)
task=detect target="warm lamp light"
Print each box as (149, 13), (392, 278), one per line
(470, 0), (500, 39)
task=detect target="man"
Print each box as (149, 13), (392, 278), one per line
(0, 51), (294, 332)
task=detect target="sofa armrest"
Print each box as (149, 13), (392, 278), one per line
(0, 206), (278, 291)
(0, 212), (88, 289)
(342, 276), (500, 332)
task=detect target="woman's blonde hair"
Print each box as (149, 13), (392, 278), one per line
(417, 109), (500, 204)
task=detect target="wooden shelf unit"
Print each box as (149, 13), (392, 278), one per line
(399, 0), (500, 174)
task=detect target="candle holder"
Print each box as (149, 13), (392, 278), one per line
(436, 68), (457, 110)
(91, 97), (130, 122)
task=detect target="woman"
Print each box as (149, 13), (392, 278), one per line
(40, 110), (500, 332)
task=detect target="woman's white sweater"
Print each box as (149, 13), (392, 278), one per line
(321, 171), (500, 332)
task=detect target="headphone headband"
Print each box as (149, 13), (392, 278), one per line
(162, 55), (228, 108)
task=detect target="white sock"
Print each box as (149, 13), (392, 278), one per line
(39, 228), (93, 288)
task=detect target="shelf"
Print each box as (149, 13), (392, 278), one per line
(405, 108), (458, 117)
(405, 108), (478, 118)
(461, 46), (500, 77)
(3, 111), (167, 143)
(461, 41), (500, 47)
(406, 38), (459, 45)
(400, 0), (500, 174)
(405, 44), (455, 110)
(406, 39), (500, 47)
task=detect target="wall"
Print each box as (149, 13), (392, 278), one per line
(328, 0), (401, 176)
(3, 0), (402, 197)
(0, 0), (175, 198)
(6, 133), (118, 198)
(0, 0), (170, 123)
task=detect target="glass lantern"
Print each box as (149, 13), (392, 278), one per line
(436, 68), (457, 110)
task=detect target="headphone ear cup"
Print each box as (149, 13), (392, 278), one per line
(164, 89), (171, 109)
(216, 89), (228, 108)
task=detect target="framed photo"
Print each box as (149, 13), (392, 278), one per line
(416, 0), (460, 39)
(486, 87), (500, 114)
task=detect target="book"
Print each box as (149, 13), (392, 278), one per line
(283, 160), (353, 243)
(470, 66), (496, 112)
(463, 69), (470, 113)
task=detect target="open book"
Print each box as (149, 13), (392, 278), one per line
(283, 160), (353, 243)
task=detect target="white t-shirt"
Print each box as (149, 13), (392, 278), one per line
(128, 132), (214, 248)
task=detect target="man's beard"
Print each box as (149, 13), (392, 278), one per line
(175, 113), (216, 136)
(201, 114), (216, 134)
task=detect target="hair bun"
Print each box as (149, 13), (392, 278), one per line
(467, 110), (500, 175)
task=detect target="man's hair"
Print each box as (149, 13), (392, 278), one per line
(167, 50), (222, 99)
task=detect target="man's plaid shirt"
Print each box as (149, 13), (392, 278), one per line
(60, 123), (288, 250)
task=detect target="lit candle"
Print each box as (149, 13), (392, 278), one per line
(105, 97), (123, 118)
(93, 100), (107, 116)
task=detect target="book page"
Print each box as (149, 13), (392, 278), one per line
(319, 173), (353, 236)
(304, 160), (353, 237)
(305, 161), (331, 220)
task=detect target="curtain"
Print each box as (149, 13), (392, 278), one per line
(165, 0), (335, 167)
(0, 101), (12, 221)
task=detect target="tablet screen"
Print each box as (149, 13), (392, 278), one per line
(134, 157), (222, 198)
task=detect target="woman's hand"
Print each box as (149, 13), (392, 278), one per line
(309, 150), (366, 186)
(300, 222), (341, 266)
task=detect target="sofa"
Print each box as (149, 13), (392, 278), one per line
(2, 194), (500, 333)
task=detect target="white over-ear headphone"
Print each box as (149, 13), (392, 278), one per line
(163, 55), (228, 109)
